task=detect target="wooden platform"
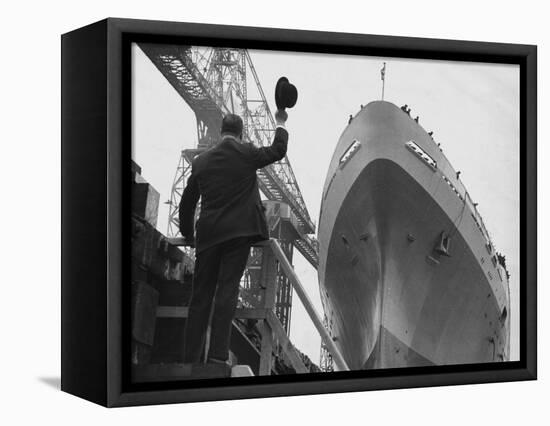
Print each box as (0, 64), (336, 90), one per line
(132, 363), (232, 382)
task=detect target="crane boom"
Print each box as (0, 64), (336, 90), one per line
(138, 43), (319, 268)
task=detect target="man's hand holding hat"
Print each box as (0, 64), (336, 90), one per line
(274, 76), (297, 129)
(275, 108), (288, 129)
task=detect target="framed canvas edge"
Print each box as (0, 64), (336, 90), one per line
(61, 18), (110, 407)
(100, 17), (537, 407)
(108, 366), (534, 407)
(523, 44), (537, 381)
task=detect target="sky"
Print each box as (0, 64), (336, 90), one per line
(131, 43), (520, 364)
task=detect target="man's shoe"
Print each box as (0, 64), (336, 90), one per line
(207, 356), (232, 367)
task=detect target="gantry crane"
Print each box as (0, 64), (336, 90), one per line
(138, 44), (321, 349)
(138, 44), (319, 268)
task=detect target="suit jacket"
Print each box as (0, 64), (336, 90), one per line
(179, 127), (289, 253)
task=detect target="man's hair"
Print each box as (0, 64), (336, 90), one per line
(221, 114), (243, 138)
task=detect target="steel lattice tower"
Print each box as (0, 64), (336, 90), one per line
(319, 314), (335, 372)
(139, 44), (319, 267)
(139, 44), (323, 343)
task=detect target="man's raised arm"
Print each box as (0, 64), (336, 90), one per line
(249, 109), (289, 169)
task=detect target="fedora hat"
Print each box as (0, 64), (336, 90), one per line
(275, 76), (298, 110)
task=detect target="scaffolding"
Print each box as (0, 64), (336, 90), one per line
(319, 314), (335, 372)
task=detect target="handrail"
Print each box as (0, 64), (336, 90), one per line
(167, 236), (349, 371)
(260, 239), (350, 371)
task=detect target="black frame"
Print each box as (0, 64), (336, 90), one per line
(61, 17), (537, 407)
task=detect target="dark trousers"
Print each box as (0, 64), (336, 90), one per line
(183, 237), (251, 363)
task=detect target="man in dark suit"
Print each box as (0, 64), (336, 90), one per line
(178, 110), (289, 364)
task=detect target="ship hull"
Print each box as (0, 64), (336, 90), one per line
(318, 101), (510, 370)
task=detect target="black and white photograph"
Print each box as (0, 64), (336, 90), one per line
(130, 41), (520, 382)
(5, 0), (547, 421)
